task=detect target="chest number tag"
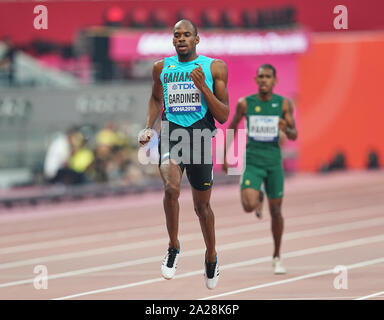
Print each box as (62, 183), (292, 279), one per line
(248, 115), (279, 142)
(167, 82), (202, 113)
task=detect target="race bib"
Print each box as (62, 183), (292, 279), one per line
(167, 82), (202, 113)
(248, 115), (279, 142)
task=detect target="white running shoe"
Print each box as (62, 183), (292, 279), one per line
(204, 258), (219, 289)
(273, 257), (286, 274)
(161, 245), (180, 280)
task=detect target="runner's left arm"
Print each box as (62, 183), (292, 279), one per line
(190, 60), (229, 124)
(280, 98), (298, 141)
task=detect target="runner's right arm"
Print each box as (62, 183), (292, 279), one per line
(222, 97), (247, 173)
(139, 60), (164, 146)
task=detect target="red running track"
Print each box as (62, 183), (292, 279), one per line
(0, 170), (383, 300)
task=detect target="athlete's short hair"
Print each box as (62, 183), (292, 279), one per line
(258, 64), (276, 77)
(175, 19), (198, 36)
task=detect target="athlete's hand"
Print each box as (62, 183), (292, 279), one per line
(138, 128), (154, 146)
(278, 118), (287, 133)
(278, 130), (287, 146)
(190, 65), (207, 91)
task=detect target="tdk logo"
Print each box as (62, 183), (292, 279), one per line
(174, 83), (196, 90)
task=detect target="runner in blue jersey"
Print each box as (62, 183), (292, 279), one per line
(139, 20), (229, 289)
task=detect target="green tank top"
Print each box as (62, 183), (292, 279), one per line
(245, 93), (284, 167)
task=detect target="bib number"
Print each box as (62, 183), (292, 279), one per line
(167, 82), (202, 113)
(248, 115), (279, 142)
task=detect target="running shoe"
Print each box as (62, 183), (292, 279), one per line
(161, 242), (180, 280)
(273, 257), (286, 274)
(204, 257), (219, 289)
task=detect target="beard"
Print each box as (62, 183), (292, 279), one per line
(177, 50), (190, 58)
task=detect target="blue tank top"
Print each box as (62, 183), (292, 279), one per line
(160, 55), (214, 128)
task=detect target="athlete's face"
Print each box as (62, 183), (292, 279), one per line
(173, 22), (199, 58)
(256, 68), (277, 94)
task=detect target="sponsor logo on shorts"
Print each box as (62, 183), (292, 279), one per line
(245, 179), (251, 186)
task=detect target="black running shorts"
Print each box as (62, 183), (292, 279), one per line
(158, 120), (214, 191)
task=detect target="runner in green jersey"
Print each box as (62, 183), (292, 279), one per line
(223, 64), (298, 274)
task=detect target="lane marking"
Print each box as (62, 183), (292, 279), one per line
(50, 234), (384, 300)
(1, 214), (384, 288)
(200, 257), (384, 300)
(1, 213), (384, 272)
(266, 296), (360, 300)
(1, 178), (382, 225)
(355, 291), (384, 300)
(1, 203), (383, 255)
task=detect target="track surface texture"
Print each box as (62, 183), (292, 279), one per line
(0, 171), (383, 300)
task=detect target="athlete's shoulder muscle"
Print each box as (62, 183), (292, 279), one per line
(153, 59), (164, 78)
(236, 97), (247, 117)
(210, 59), (229, 107)
(210, 59), (228, 83)
(151, 60), (164, 101)
(282, 97), (294, 113)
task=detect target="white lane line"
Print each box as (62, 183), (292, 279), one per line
(0, 183), (252, 222)
(0, 211), (244, 254)
(0, 223), (165, 247)
(1, 211), (384, 271)
(267, 296), (361, 300)
(1, 176), (383, 246)
(355, 291), (384, 300)
(2, 202), (383, 256)
(1, 214), (384, 288)
(0, 191), (163, 222)
(0, 179), (377, 236)
(199, 257), (384, 300)
(51, 234), (384, 300)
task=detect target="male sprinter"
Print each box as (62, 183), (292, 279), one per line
(139, 20), (229, 289)
(222, 64), (297, 274)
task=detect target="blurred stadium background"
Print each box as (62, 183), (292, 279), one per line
(0, 0), (383, 208)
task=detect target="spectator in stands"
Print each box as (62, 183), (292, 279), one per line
(65, 136), (95, 184)
(94, 121), (129, 182)
(46, 121), (150, 186)
(44, 126), (82, 183)
(45, 126), (94, 185)
(0, 37), (16, 86)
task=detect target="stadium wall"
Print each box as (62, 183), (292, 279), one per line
(297, 31), (384, 171)
(1, 0), (383, 44)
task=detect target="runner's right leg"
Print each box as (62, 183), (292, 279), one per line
(159, 159), (183, 279)
(240, 165), (265, 215)
(241, 188), (263, 213)
(255, 187), (265, 219)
